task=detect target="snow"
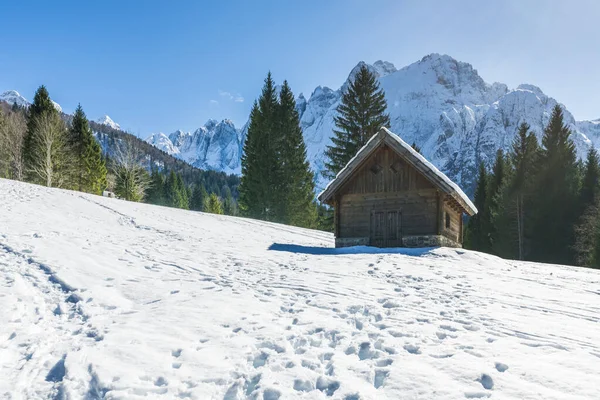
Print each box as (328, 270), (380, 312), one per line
(318, 128), (477, 215)
(1, 179), (599, 399)
(144, 54), (600, 196)
(0, 90), (29, 108)
(146, 119), (242, 174)
(96, 115), (121, 130)
(0, 90), (61, 113)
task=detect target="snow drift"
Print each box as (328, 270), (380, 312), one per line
(0, 179), (599, 399)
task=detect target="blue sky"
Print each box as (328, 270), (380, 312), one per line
(1, 0), (599, 136)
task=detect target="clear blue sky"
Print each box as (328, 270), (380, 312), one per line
(1, 0), (598, 137)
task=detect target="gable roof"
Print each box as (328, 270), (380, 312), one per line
(318, 127), (478, 216)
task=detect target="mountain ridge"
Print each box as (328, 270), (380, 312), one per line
(4, 54), (599, 194)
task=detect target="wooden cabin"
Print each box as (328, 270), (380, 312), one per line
(318, 128), (477, 248)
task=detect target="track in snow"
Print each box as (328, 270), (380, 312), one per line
(1, 178), (599, 399)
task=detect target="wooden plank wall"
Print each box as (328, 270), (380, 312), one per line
(441, 201), (462, 242)
(340, 145), (434, 195)
(339, 190), (438, 238)
(335, 145), (441, 240)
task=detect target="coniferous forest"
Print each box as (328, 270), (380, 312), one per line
(464, 105), (600, 269)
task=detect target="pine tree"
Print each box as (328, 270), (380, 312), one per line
(488, 149), (507, 252)
(530, 105), (580, 264)
(578, 148), (600, 211)
(324, 64), (390, 179)
(465, 163), (490, 252)
(146, 168), (166, 205)
(165, 170), (188, 209)
(276, 80), (317, 227)
(239, 73), (279, 221)
(190, 183), (207, 211)
(204, 193), (224, 215)
(573, 148), (600, 267)
(493, 123), (539, 259)
(69, 104), (106, 193)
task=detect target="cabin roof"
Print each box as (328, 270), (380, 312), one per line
(318, 127), (478, 216)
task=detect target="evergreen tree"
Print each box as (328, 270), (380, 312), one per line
(239, 73), (279, 221)
(223, 192), (237, 216)
(204, 193), (224, 215)
(324, 64), (390, 179)
(493, 123), (539, 259)
(573, 200), (600, 268)
(573, 148), (600, 267)
(316, 203), (334, 232)
(68, 104), (106, 193)
(165, 170), (189, 209)
(190, 183), (207, 211)
(488, 149), (507, 252)
(276, 80), (317, 227)
(578, 147), (600, 211)
(530, 105), (580, 264)
(146, 168), (166, 205)
(465, 163), (490, 252)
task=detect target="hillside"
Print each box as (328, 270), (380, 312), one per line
(0, 97), (240, 194)
(1, 179), (599, 399)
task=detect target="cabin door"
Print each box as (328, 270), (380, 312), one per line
(370, 210), (401, 247)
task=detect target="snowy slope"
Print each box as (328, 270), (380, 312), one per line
(1, 179), (599, 400)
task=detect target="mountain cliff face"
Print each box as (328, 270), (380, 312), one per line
(299, 54), (599, 192)
(143, 54), (599, 194)
(146, 119), (243, 174)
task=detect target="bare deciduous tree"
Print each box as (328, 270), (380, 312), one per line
(112, 140), (150, 201)
(0, 110), (27, 180)
(28, 111), (71, 188)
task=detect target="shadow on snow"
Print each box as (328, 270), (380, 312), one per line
(268, 243), (436, 256)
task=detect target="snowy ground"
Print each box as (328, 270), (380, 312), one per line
(1, 179), (599, 400)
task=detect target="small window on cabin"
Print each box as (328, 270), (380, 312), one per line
(390, 160), (402, 174)
(370, 163), (383, 175)
(445, 212), (451, 229)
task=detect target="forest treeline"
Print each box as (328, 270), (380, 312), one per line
(0, 86), (240, 216)
(464, 105), (600, 268)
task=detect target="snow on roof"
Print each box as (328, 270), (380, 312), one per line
(318, 127), (477, 215)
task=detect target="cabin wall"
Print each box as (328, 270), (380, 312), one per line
(338, 190), (438, 238)
(335, 145), (446, 247)
(441, 201), (462, 243)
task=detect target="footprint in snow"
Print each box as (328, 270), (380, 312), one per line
(495, 362), (508, 372)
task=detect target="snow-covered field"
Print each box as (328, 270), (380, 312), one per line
(1, 179), (599, 400)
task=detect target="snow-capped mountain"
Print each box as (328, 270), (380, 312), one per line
(143, 54), (599, 193)
(0, 90), (29, 108)
(96, 115), (120, 130)
(1, 89), (62, 113)
(146, 119), (242, 174)
(300, 54), (600, 192)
